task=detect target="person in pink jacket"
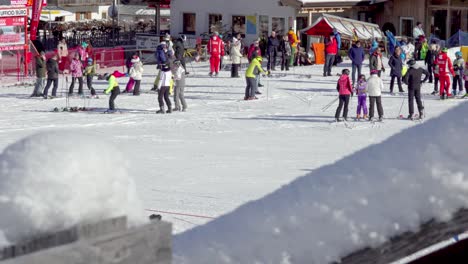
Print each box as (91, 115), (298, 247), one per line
(335, 69), (353, 122)
(68, 53), (84, 95)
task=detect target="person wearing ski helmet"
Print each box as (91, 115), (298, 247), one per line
(245, 56), (268, 100)
(104, 72), (121, 112)
(435, 47), (455, 99)
(403, 59), (428, 120)
(207, 32), (225, 77)
(334, 68), (353, 122)
(452, 51), (465, 95)
(83, 57), (97, 97)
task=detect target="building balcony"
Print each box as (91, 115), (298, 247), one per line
(57, 0), (113, 7)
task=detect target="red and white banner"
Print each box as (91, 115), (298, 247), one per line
(29, 0), (43, 40)
(0, 16), (26, 26)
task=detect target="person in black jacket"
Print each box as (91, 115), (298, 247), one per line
(388, 47), (405, 93)
(425, 43), (437, 84)
(403, 59), (429, 120)
(43, 54), (60, 99)
(267, 31), (280, 71)
(174, 35), (189, 75)
(279, 35), (291, 71)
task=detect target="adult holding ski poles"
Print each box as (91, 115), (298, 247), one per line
(403, 59), (428, 120)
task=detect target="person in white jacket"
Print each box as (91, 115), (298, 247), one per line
(157, 64), (173, 114)
(367, 70), (384, 121)
(230, 38), (243, 78)
(172, 60), (187, 111)
(129, 58), (144, 96)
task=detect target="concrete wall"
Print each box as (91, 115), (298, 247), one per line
(0, 217), (171, 264)
(170, 0), (297, 45)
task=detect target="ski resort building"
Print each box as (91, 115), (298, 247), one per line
(168, 0), (302, 44)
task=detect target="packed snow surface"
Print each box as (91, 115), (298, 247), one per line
(0, 56), (465, 260)
(0, 132), (145, 244)
(174, 101), (468, 263)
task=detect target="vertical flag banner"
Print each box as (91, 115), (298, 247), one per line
(246, 15), (257, 35)
(30, 0), (44, 40)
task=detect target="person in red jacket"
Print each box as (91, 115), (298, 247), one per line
(207, 32), (225, 77)
(324, 32), (338, 77)
(435, 47), (455, 99)
(335, 69), (353, 121)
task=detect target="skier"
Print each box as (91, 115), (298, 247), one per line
(388, 46), (405, 93)
(279, 34), (292, 71)
(245, 56), (268, 100)
(156, 64), (173, 114)
(355, 74), (368, 120)
(334, 69), (353, 122)
(83, 58), (97, 97)
(207, 32), (224, 77)
(367, 70), (385, 122)
(172, 60), (187, 111)
(124, 54), (140, 93)
(104, 72), (121, 112)
(403, 59), (429, 120)
(435, 47), (455, 99)
(31, 51), (46, 97)
(248, 39), (265, 91)
(42, 54), (59, 99)
(453, 51), (465, 96)
(174, 35), (189, 74)
(129, 57), (144, 96)
(68, 53), (84, 96)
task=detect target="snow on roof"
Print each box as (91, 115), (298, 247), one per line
(174, 102), (468, 263)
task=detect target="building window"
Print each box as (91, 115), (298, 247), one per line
(76, 12), (91, 20)
(272, 17), (285, 36)
(183, 13), (196, 35)
(400, 17), (414, 38)
(259, 15), (269, 38)
(232, 15), (246, 35)
(429, 0), (448, 5)
(209, 14), (222, 34)
(102, 12), (107, 19)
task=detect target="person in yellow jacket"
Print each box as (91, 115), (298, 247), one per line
(245, 56), (268, 100)
(288, 28), (299, 66)
(104, 73), (121, 112)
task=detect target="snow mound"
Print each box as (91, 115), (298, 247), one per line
(0, 131), (145, 244)
(174, 102), (468, 263)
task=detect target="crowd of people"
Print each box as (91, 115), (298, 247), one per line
(29, 23), (467, 118)
(336, 22), (467, 122)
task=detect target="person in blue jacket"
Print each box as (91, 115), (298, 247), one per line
(155, 42), (168, 69)
(348, 40), (365, 86)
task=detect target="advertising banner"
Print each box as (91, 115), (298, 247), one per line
(246, 15), (257, 35)
(0, 8), (27, 50)
(136, 33), (160, 50)
(29, 0), (43, 40)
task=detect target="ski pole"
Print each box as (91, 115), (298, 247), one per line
(321, 97), (339, 112)
(397, 96), (405, 117)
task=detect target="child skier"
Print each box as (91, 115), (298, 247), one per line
(367, 70), (385, 121)
(83, 58), (97, 97)
(156, 64), (173, 114)
(104, 72), (121, 112)
(129, 57), (144, 96)
(356, 74), (368, 120)
(453, 51), (465, 96)
(172, 60), (187, 111)
(245, 56), (268, 100)
(335, 69), (353, 122)
(69, 53), (84, 95)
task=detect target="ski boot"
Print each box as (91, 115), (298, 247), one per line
(431, 90), (438, 95)
(156, 108), (165, 114)
(166, 108), (172, 114)
(440, 94), (445, 100)
(356, 114), (361, 120)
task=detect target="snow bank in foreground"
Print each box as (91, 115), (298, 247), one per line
(174, 102), (468, 264)
(0, 131), (145, 244)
